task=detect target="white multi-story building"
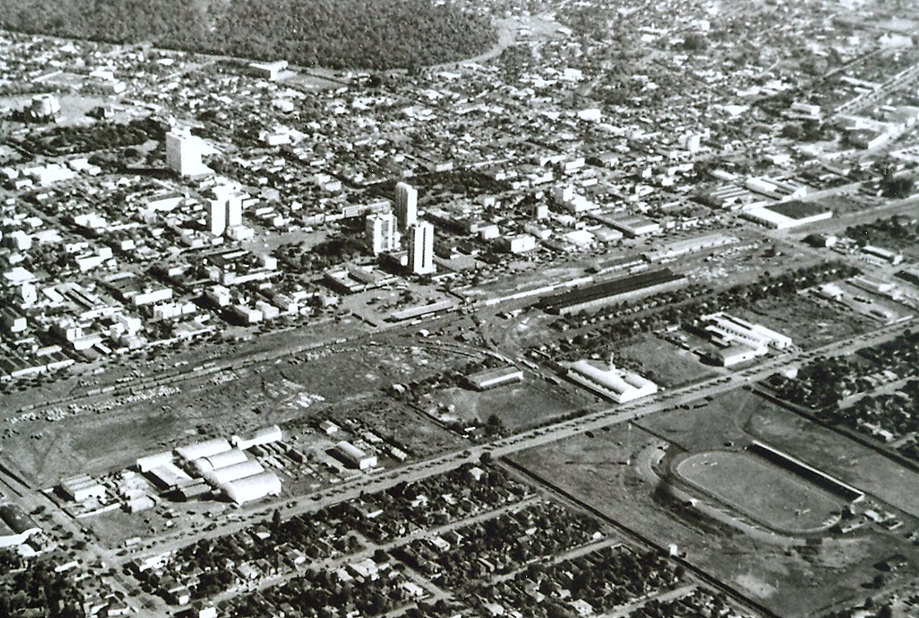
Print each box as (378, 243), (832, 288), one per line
(208, 198), (227, 236)
(31, 94), (60, 119)
(365, 212), (397, 255)
(407, 222), (435, 275)
(166, 128), (211, 177)
(394, 182), (418, 230)
(207, 186), (246, 236)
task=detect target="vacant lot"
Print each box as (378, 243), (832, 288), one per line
(616, 335), (718, 388)
(0, 336), (473, 488)
(422, 375), (588, 432)
(677, 451), (842, 533)
(309, 394), (463, 459)
(738, 292), (873, 350)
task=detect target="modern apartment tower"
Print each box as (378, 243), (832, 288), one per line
(208, 186), (245, 236)
(365, 212), (397, 255)
(208, 198), (227, 236)
(226, 193), (243, 227)
(407, 222), (435, 275)
(166, 127), (211, 177)
(394, 182), (418, 231)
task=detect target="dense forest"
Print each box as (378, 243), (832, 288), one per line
(0, 0), (497, 70)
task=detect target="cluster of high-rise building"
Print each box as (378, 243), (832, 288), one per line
(364, 182), (435, 275)
(365, 212), (397, 255)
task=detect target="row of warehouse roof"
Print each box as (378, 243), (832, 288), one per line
(134, 426), (284, 505)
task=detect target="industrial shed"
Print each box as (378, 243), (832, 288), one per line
(219, 471), (282, 505)
(178, 480), (211, 501)
(567, 360), (658, 404)
(60, 474), (106, 502)
(334, 441), (378, 470)
(176, 438), (232, 462)
(540, 269), (685, 316)
(466, 366), (524, 391)
(136, 451), (174, 473)
(193, 448), (248, 474)
(202, 460), (265, 486)
(0, 504), (40, 548)
(232, 425), (283, 450)
(147, 463), (193, 490)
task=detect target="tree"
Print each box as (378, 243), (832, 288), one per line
(781, 123), (803, 140)
(682, 33), (708, 52)
(880, 175), (914, 199)
(484, 413), (506, 437)
(546, 603), (577, 618)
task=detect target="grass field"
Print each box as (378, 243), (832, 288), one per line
(615, 335), (718, 388)
(738, 292), (873, 350)
(676, 451), (842, 532)
(644, 388), (919, 518)
(422, 376), (588, 432)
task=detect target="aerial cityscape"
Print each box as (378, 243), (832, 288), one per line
(1, 0), (918, 616)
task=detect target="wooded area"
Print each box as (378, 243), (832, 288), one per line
(0, 0), (496, 70)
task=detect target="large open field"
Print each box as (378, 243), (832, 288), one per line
(737, 292), (874, 350)
(615, 334), (718, 388)
(676, 451), (842, 533)
(0, 334), (473, 488)
(421, 375), (590, 433)
(644, 389), (919, 518)
(511, 388), (919, 617)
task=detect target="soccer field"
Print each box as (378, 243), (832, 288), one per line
(676, 450), (843, 533)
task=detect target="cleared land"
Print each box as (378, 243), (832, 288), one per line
(423, 377), (587, 432)
(616, 335), (717, 388)
(0, 335), (472, 487)
(512, 388), (919, 617)
(676, 451), (842, 533)
(738, 292), (874, 350)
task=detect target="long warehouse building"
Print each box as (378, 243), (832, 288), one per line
(540, 268), (686, 315)
(203, 460), (265, 486)
(176, 438), (232, 462)
(193, 448), (248, 474)
(219, 471), (282, 505)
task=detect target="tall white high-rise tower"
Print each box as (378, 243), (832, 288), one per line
(166, 127), (211, 177)
(407, 222), (435, 275)
(394, 182), (418, 231)
(365, 212), (397, 255)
